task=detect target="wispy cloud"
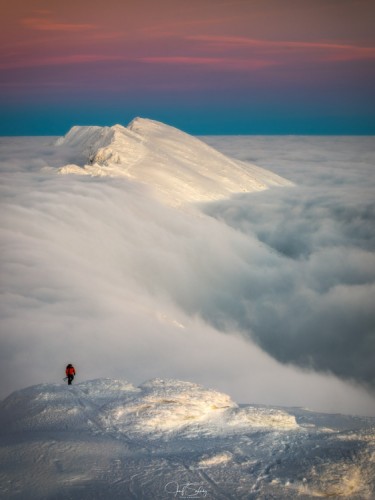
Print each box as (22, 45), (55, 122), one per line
(21, 16), (95, 32)
(189, 35), (375, 62)
(1, 53), (272, 73)
(0, 54), (127, 70)
(140, 56), (273, 70)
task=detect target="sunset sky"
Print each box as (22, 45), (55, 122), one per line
(1, 0), (375, 135)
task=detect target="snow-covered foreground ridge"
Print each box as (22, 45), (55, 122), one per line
(0, 378), (297, 438)
(1, 379), (374, 499)
(57, 118), (293, 205)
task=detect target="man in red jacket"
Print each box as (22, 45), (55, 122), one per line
(65, 364), (76, 385)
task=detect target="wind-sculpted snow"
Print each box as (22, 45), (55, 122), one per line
(0, 379), (374, 499)
(0, 378), (296, 438)
(0, 379), (139, 433)
(102, 378), (297, 439)
(56, 118), (293, 205)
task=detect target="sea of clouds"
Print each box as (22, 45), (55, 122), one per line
(203, 136), (375, 390)
(1, 134), (374, 415)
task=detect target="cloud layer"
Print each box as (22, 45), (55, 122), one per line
(0, 135), (374, 415)
(202, 136), (375, 390)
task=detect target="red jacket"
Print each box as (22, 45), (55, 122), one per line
(66, 366), (75, 376)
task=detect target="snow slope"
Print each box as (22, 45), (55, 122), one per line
(57, 118), (293, 206)
(1, 378), (374, 499)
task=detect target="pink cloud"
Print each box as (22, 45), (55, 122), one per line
(141, 56), (225, 65)
(1, 53), (273, 72)
(21, 17), (95, 32)
(188, 35), (375, 62)
(0, 54), (126, 70)
(140, 56), (273, 70)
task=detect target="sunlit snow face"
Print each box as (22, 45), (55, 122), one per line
(0, 135), (374, 416)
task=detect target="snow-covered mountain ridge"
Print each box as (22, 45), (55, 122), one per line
(56, 118), (293, 206)
(1, 378), (374, 499)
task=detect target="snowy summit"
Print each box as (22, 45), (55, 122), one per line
(57, 118), (293, 206)
(1, 378), (374, 499)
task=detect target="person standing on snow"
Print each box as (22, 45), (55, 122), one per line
(65, 364), (76, 385)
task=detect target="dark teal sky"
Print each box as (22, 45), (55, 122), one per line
(1, 0), (375, 135)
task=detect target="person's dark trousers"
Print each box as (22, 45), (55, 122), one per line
(68, 375), (74, 385)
